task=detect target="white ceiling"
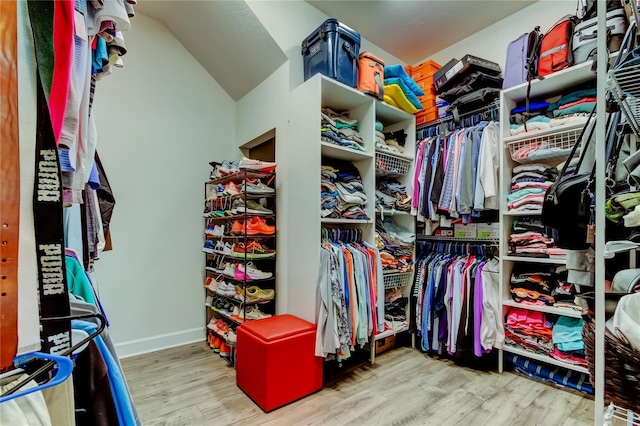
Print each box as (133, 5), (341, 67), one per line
(136, 0), (537, 100)
(135, 0), (287, 101)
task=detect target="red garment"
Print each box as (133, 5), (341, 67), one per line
(50, 0), (75, 144)
(558, 97), (598, 110)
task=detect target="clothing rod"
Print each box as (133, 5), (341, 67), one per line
(416, 100), (500, 131)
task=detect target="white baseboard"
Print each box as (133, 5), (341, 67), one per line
(115, 327), (205, 359)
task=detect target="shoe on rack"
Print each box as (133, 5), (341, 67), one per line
(213, 337), (222, 353)
(222, 242), (234, 256)
(209, 161), (223, 180)
(246, 216), (275, 235)
(222, 182), (241, 197)
(203, 240), (216, 254)
(205, 295), (214, 307)
(231, 220), (244, 234)
(226, 330), (237, 345)
(219, 342), (231, 357)
(213, 224), (225, 237)
(218, 160), (239, 176)
(236, 200), (273, 215)
(222, 263), (237, 278)
(246, 285), (275, 302)
(205, 276), (221, 292)
(204, 225), (216, 237)
(232, 241), (275, 259)
(210, 240), (223, 254)
(242, 179), (275, 194)
(236, 262), (273, 280)
(238, 157), (277, 172)
(245, 306), (272, 320)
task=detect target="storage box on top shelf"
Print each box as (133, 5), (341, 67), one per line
(302, 18), (361, 88)
(415, 106), (438, 126)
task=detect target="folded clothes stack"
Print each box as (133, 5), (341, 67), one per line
(509, 87), (596, 137)
(382, 64), (425, 114)
(321, 107), (365, 152)
(510, 263), (559, 307)
(375, 218), (414, 272)
(509, 216), (566, 259)
(321, 162), (369, 220)
(505, 308), (554, 355)
(551, 317), (587, 366)
(376, 178), (411, 212)
(507, 163), (557, 212)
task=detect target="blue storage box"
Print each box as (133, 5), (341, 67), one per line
(301, 18), (361, 88)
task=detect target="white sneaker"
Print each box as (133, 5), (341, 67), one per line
(206, 277), (221, 291)
(238, 262), (272, 280)
(222, 263), (237, 278)
(213, 225), (225, 237)
(238, 157), (276, 172)
(213, 241), (225, 254)
(223, 242), (234, 256)
(242, 179), (275, 194)
(246, 306), (272, 320)
(205, 295), (213, 307)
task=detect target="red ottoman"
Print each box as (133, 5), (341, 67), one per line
(236, 314), (323, 412)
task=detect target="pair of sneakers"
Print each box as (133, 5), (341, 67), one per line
(235, 262), (272, 280)
(238, 157), (276, 173)
(204, 224), (225, 237)
(232, 217), (275, 235)
(216, 282), (236, 298)
(214, 241), (235, 256)
(232, 199), (272, 215)
(241, 179), (274, 194)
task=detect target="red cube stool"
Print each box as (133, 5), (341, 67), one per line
(236, 314), (323, 412)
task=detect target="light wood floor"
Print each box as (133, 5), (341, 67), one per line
(121, 342), (595, 426)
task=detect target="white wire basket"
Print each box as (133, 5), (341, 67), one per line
(506, 124), (584, 164)
(375, 151), (412, 176)
(609, 66), (640, 139)
(383, 271), (413, 289)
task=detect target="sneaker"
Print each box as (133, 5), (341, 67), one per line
(205, 295), (214, 307)
(232, 241), (275, 259)
(219, 342), (231, 357)
(205, 276), (222, 291)
(231, 220), (244, 234)
(222, 242), (234, 256)
(218, 160), (237, 176)
(203, 240), (216, 254)
(204, 225), (216, 237)
(242, 179), (275, 194)
(222, 182), (241, 197)
(222, 263), (237, 278)
(218, 282), (236, 298)
(246, 285), (275, 302)
(246, 306), (272, 320)
(237, 262), (273, 280)
(236, 200), (273, 215)
(246, 216), (275, 235)
(226, 330), (237, 345)
(238, 157), (277, 172)
(209, 161), (222, 180)
(213, 337), (222, 353)
(213, 224), (225, 237)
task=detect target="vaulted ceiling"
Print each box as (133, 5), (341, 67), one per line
(136, 0), (538, 101)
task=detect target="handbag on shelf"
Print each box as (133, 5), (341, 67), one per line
(542, 104), (597, 250)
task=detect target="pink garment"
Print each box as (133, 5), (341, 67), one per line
(50, 0), (75, 145)
(506, 308), (546, 330)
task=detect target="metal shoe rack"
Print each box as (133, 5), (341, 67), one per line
(203, 168), (277, 367)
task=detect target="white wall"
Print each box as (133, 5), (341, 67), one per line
(424, 0), (575, 71)
(92, 14), (237, 358)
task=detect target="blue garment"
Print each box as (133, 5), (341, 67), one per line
(511, 100), (550, 114)
(470, 122), (489, 218)
(92, 36), (109, 74)
(73, 320), (136, 426)
(88, 162), (100, 190)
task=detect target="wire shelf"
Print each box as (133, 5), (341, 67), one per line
(383, 271), (413, 289)
(604, 403), (640, 426)
(609, 66), (640, 139)
(506, 125), (583, 164)
(375, 151), (412, 176)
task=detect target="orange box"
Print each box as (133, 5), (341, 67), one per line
(415, 76), (435, 93)
(415, 106), (438, 126)
(409, 60), (441, 80)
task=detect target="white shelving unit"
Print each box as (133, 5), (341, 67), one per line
(287, 75), (416, 366)
(499, 59), (597, 376)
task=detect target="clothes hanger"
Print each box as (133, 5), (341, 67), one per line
(0, 313), (105, 399)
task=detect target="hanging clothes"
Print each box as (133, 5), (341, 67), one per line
(315, 240), (384, 359)
(412, 121), (500, 229)
(410, 242), (503, 356)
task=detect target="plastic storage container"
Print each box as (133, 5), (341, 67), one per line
(302, 18), (361, 88)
